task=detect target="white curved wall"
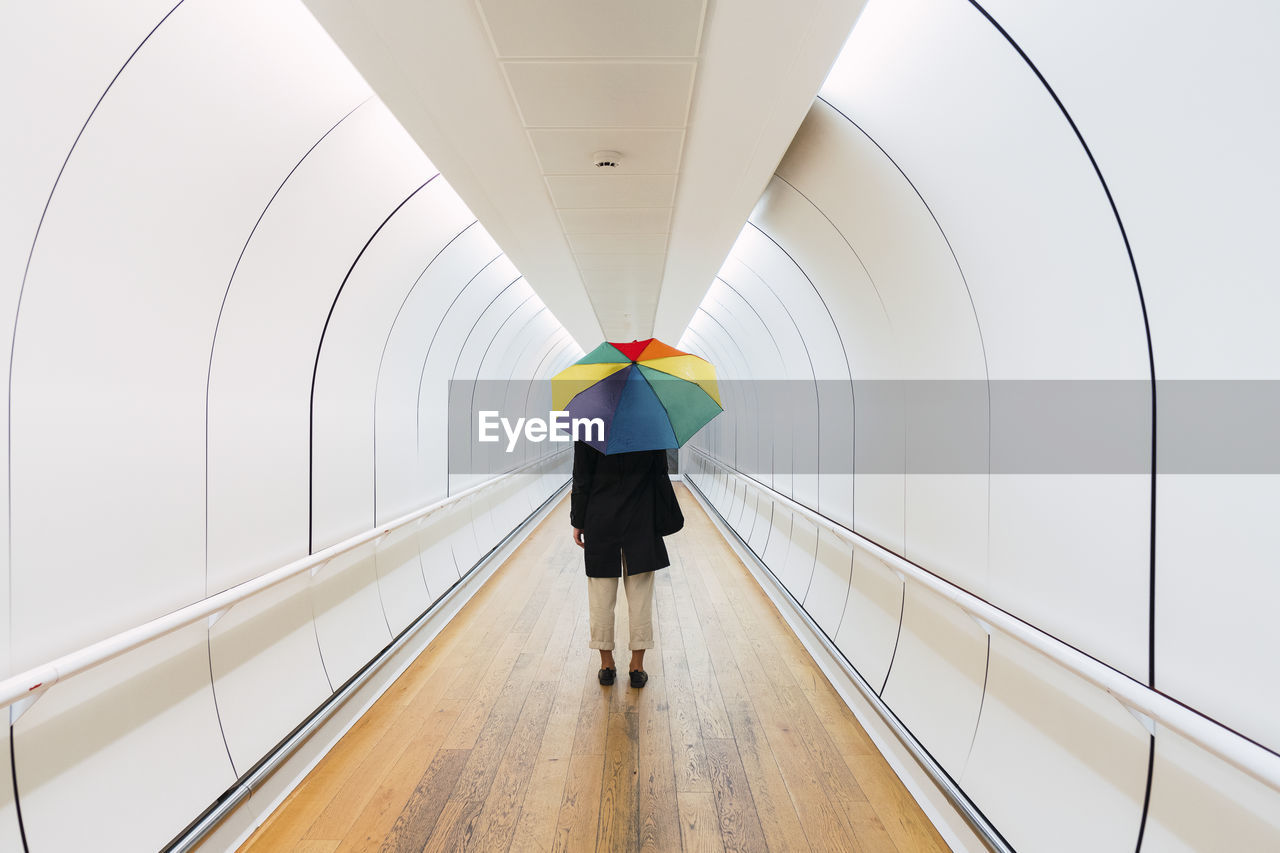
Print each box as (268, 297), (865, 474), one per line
(682, 0), (1280, 850)
(5, 0), (1278, 851)
(0, 2), (578, 850)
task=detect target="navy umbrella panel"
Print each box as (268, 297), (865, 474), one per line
(566, 364), (679, 454)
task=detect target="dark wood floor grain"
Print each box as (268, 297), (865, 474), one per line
(381, 749), (469, 853)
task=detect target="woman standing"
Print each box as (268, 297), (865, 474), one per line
(570, 440), (671, 687)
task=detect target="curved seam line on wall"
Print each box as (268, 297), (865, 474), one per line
(306, 178), (436, 695)
(308, 176), (437, 549)
(689, 323), (754, 489)
(689, 310), (752, 472)
(813, 94), (993, 570)
(459, 287), (533, 440)
(513, 333), (576, 500)
(500, 332), (575, 573)
(462, 289), (536, 476)
(809, 95), (994, 735)
(521, 334), (575, 441)
(206, 98), (371, 578)
(7, 728), (24, 853)
(681, 323), (738, 462)
(679, 328), (737, 479)
(732, 229), (842, 609)
(683, 318), (772, 567)
(774, 484), (795, 572)
(765, 174), (901, 618)
(685, 302), (754, 476)
(719, 255), (821, 496)
(834, 544), (855, 650)
(406, 251), (505, 582)
(950, 16), (1159, 841)
(767, 173), (895, 331)
(963, 0), (1158, 690)
(202, 96), (372, 778)
(371, 218), (480, 525)
(879, 583), (907, 697)
(734, 222), (859, 628)
(7, 0), (187, 648)
(745, 217), (859, 503)
(691, 297), (761, 473)
(519, 333), (577, 477)
(762, 173), (911, 656)
(959, 633), (992, 771)
(707, 280), (783, 382)
(957, 4), (1161, 843)
(768, 169), (907, 514)
(445, 276), (524, 497)
(742, 488), (759, 545)
(768, 173), (903, 512)
(1134, 734), (1155, 852)
(412, 252), (504, 472)
(759, 499), (776, 563)
(707, 278), (778, 484)
(6, 13), (189, 839)
(486, 306), (549, 472)
(366, 208), (481, 635)
(724, 255), (813, 495)
(691, 325), (740, 491)
(520, 334), (572, 444)
(476, 303), (545, 471)
(675, 333), (724, 464)
(495, 309), (551, 471)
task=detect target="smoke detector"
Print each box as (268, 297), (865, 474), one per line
(592, 150), (622, 168)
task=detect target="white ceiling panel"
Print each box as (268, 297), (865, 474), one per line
(546, 174), (677, 208)
(478, 0), (705, 58)
(574, 253), (667, 273)
(568, 233), (669, 254)
(504, 61), (695, 128)
(559, 207), (672, 234)
(595, 292), (650, 310)
(595, 292), (656, 318)
(530, 128), (686, 174)
(581, 267), (663, 290)
(597, 312), (653, 334)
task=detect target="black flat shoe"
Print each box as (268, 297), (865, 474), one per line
(598, 667), (616, 685)
(629, 669), (648, 688)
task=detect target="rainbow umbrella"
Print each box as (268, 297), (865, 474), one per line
(551, 338), (722, 454)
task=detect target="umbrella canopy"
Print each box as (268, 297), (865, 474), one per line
(551, 338), (722, 454)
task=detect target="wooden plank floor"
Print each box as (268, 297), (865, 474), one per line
(238, 485), (949, 853)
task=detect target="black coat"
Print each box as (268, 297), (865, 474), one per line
(570, 441), (671, 578)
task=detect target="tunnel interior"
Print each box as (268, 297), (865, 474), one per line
(2, 1), (1279, 851)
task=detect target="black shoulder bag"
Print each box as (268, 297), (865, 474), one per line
(654, 468), (684, 536)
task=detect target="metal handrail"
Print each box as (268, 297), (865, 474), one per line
(0, 449), (570, 714)
(686, 444), (1280, 795)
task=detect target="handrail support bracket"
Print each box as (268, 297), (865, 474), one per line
(10, 683), (50, 725)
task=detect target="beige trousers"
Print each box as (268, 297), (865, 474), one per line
(587, 552), (656, 651)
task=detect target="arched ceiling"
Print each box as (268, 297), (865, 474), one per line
(300, 0), (867, 348)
